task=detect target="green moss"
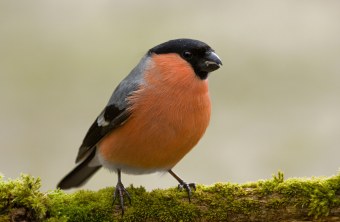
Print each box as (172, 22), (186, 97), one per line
(307, 178), (340, 218)
(1, 172), (340, 221)
(253, 171), (285, 195)
(122, 186), (201, 222)
(0, 174), (47, 221)
(275, 174), (340, 218)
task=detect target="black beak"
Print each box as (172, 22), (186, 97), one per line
(199, 51), (222, 73)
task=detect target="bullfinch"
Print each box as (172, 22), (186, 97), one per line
(57, 38), (222, 213)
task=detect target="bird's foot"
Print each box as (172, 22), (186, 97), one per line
(178, 182), (196, 202)
(168, 170), (196, 202)
(113, 181), (131, 215)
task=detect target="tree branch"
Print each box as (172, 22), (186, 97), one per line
(1, 172), (340, 221)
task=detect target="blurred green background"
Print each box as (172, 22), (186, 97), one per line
(1, 0), (340, 192)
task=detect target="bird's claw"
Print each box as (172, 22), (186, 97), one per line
(113, 181), (131, 215)
(178, 182), (196, 202)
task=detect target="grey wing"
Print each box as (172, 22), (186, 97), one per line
(75, 54), (150, 163)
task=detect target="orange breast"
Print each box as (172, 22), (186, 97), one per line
(98, 53), (211, 173)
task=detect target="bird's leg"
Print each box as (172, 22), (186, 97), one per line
(113, 169), (131, 215)
(168, 169), (196, 202)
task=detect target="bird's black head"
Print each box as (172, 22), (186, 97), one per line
(149, 38), (222, 80)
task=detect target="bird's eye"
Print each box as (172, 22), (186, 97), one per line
(182, 51), (192, 59)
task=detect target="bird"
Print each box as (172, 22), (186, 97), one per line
(57, 38), (222, 214)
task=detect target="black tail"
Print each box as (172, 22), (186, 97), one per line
(57, 149), (102, 189)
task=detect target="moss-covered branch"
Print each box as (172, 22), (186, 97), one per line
(1, 172), (340, 222)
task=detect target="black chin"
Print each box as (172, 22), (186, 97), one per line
(197, 71), (209, 80)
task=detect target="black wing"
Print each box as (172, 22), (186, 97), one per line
(75, 104), (130, 163)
